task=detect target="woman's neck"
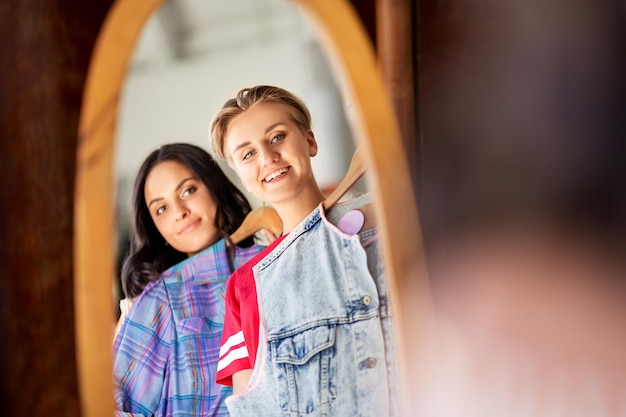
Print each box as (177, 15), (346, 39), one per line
(273, 186), (325, 233)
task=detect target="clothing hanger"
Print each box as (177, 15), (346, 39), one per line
(230, 205), (283, 244)
(323, 145), (367, 210)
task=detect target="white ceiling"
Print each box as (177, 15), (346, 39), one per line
(130, 0), (307, 70)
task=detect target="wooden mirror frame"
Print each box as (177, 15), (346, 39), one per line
(75, 0), (432, 415)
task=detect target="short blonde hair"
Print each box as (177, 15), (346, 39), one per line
(209, 85), (312, 160)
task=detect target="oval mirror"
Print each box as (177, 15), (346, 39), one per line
(75, 1), (427, 415)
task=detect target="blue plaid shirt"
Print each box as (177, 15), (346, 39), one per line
(113, 239), (264, 416)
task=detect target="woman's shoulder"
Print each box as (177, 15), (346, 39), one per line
(232, 241), (278, 277)
(235, 243), (266, 264)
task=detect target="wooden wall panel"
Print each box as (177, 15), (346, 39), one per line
(376, 0), (419, 197)
(0, 1), (112, 415)
(348, 0), (377, 48)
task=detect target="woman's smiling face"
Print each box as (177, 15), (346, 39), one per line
(144, 160), (220, 256)
(224, 102), (318, 206)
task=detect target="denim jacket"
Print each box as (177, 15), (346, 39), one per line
(226, 197), (397, 417)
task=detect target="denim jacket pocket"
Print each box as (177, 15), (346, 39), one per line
(269, 324), (337, 413)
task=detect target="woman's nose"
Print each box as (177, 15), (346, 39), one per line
(259, 147), (279, 165)
(173, 202), (190, 220)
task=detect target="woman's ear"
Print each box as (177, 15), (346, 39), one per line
(306, 130), (318, 157)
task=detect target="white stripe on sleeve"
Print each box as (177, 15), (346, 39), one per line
(219, 330), (246, 357)
(217, 346), (250, 372)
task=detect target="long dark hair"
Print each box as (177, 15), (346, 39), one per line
(120, 143), (254, 298)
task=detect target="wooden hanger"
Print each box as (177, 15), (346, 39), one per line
(230, 205), (283, 244)
(323, 145), (367, 210)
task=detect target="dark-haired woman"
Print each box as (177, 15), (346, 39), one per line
(113, 142), (266, 417)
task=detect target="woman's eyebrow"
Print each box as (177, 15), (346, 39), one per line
(233, 141), (251, 153)
(264, 122), (285, 134)
(174, 177), (194, 192)
(147, 177), (194, 208)
(147, 196), (163, 208)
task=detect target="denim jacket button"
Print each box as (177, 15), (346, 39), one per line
(362, 295), (372, 306)
(364, 357), (377, 368)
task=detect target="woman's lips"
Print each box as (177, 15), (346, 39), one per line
(179, 219), (200, 234)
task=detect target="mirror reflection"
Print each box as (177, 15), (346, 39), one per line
(113, 0), (364, 312)
(110, 1), (400, 416)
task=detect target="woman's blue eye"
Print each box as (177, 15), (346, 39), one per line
(156, 205), (166, 215)
(271, 134), (285, 143)
(243, 150), (255, 160)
